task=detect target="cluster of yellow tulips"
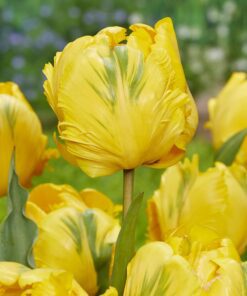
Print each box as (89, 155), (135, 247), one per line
(1, 16), (247, 296)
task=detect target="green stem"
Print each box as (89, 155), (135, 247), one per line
(123, 169), (135, 218)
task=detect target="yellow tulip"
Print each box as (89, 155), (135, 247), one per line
(148, 155), (247, 254)
(27, 183), (121, 218)
(27, 202), (120, 295)
(27, 183), (88, 214)
(0, 82), (56, 196)
(0, 261), (88, 295)
(101, 239), (246, 295)
(206, 72), (247, 165)
(43, 17), (198, 177)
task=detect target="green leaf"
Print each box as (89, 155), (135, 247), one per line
(82, 209), (114, 293)
(215, 129), (247, 165)
(0, 156), (38, 267)
(110, 193), (143, 295)
(242, 262), (247, 294)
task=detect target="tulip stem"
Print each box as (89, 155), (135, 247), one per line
(123, 169), (135, 218)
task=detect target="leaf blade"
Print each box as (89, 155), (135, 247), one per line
(110, 193), (143, 295)
(215, 129), (247, 165)
(0, 156), (38, 267)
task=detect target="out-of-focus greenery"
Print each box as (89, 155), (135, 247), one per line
(140, 0), (247, 93)
(1, 0), (247, 127)
(0, 0), (139, 124)
(0, 134), (214, 245)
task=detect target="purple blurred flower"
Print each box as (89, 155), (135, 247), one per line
(40, 5), (53, 17)
(8, 33), (25, 46)
(68, 6), (81, 19)
(113, 9), (127, 24)
(11, 56), (25, 69)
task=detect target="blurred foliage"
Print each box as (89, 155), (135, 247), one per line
(1, 0), (247, 127)
(140, 0), (247, 94)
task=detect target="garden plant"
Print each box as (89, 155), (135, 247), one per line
(1, 15), (247, 296)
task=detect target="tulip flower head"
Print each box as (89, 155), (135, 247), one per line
(206, 72), (247, 165)
(27, 183), (121, 218)
(43, 17), (198, 177)
(26, 184), (120, 295)
(102, 239), (246, 295)
(0, 82), (56, 196)
(0, 262), (88, 295)
(148, 155), (247, 254)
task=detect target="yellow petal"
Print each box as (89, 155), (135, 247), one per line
(0, 262), (29, 286)
(147, 155), (199, 240)
(0, 82), (54, 196)
(0, 262), (88, 295)
(204, 258), (246, 295)
(0, 82), (31, 108)
(124, 242), (200, 296)
(148, 155), (247, 254)
(82, 208), (120, 259)
(128, 23), (155, 57)
(97, 26), (127, 46)
(180, 162), (247, 253)
(26, 201), (47, 225)
(80, 189), (121, 216)
(101, 287), (118, 296)
(33, 207), (98, 295)
(28, 183), (87, 214)
(53, 132), (78, 167)
(206, 72), (247, 165)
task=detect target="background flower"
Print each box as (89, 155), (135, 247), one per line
(206, 72), (247, 165)
(148, 155), (247, 254)
(102, 239), (245, 295)
(0, 82), (56, 196)
(0, 262), (88, 295)
(26, 185), (120, 295)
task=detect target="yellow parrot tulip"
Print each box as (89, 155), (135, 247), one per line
(148, 155), (247, 254)
(101, 239), (246, 296)
(27, 183), (121, 218)
(43, 17), (198, 177)
(0, 82), (56, 196)
(0, 262), (88, 295)
(27, 183), (88, 214)
(206, 72), (247, 165)
(26, 201), (120, 295)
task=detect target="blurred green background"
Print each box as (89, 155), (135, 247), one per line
(0, 0), (246, 244)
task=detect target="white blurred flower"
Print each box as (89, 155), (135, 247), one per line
(217, 25), (229, 38)
(232, 59), (247, 71)
(242, 43), (247, 55)
(205, 47), (225, 62)
(190, 27), (201, 39)
(190, 61), (203, 74)
(188, 45), (201, 57)
(128, 12), (143, 24)
(207, 7), (220, 23)
(223, 1), (237, 15)
(177, 26), (201, 40)
(177, 25), (191, 40)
